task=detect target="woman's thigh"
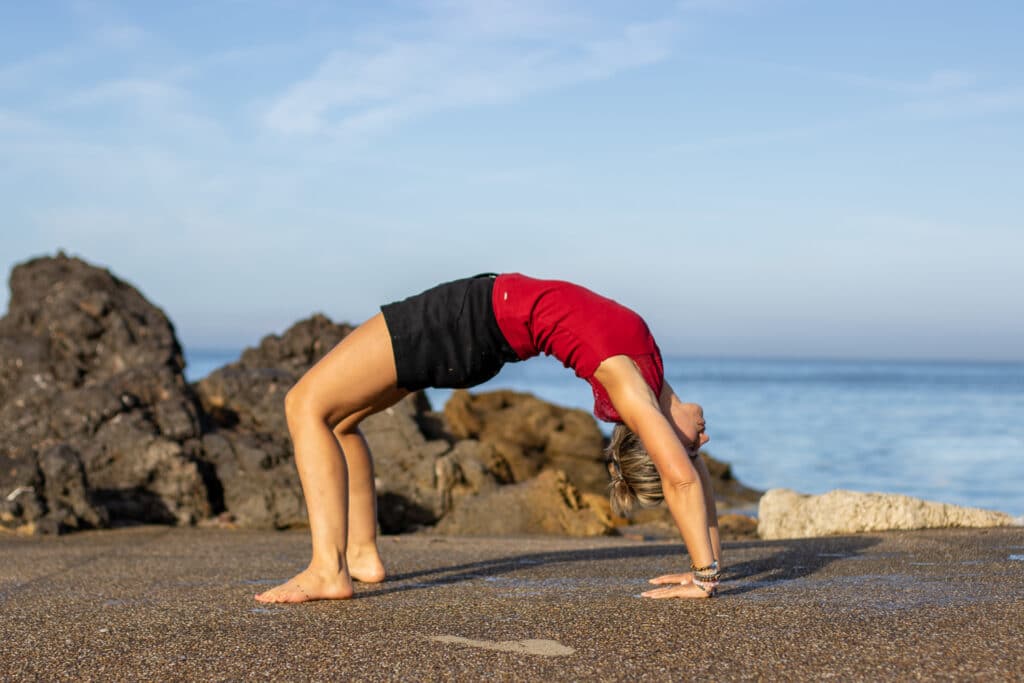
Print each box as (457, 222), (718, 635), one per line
(290, 313), (407, 427)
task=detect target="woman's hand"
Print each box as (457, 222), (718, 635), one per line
(675, 403), (708, 454)
(647, 572), (694, 585)
(641, 578), (712, 599)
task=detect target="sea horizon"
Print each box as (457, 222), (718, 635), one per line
(182, 345), (1024, 367)
(183, 348), (1024, 518)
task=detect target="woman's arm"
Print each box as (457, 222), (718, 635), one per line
(593, 357), (717, 598)
(662, 382), (722, 567)
(691, 454), (722, 566)
(646, 451), (723, 592)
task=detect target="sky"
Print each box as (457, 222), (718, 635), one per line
(1, 0), (1022, 360)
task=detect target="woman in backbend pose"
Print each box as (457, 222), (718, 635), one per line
(255, 273), (721, 603)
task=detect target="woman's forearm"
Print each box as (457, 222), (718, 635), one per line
(624, 406), (717, 569)
(693, 455), (723, 566)
(661, 476), (716, 569)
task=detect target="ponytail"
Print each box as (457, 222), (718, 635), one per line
(605, 424), (664, 517)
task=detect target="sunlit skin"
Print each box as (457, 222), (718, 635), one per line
(255, 313), (719, 603)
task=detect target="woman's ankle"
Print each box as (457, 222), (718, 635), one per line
(309, 549), (347, 575)
(346, 542), (380, 559)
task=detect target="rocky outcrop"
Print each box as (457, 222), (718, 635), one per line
(758, 488), (1017, 540)
(193, 322), (505, 532)
(606, 450), (761, 538)
(443, 389), (607, 493)
(434, 389), (762, 536)
(0, 254), (209, 534)
(1, 252), (762, 538)
(197, 358), (604, 534)
(362, 397), (511, 533)
(434, 468), (614, 536)
(193, 315), (352, 529)
(717, 513), (758, 540)
(443, 389), (761, 507)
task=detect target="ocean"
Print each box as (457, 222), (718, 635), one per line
(184, 350), (1024, 516)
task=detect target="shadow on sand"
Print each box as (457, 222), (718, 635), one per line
(356, 534), (883, 599)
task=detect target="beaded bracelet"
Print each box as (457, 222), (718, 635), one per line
(686, 576), (720, 587)
(691, 560), (720, 584)
(692, 578), (719, 597)
(690, 560), (719, 574)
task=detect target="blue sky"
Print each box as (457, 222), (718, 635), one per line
(2, 0), (1022, 360)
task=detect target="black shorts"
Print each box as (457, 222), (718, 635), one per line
(381, 274), (520, 391)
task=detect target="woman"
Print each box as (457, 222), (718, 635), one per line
(255, 273), (721, 603)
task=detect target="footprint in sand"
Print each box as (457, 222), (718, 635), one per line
(429, 635), (574, 657)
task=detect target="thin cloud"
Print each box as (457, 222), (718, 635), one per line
(426, 0), (586, 38)
(0, 108), (49, 134)
(693, 54), (979, 97)
(841, 67), (977, 95)
(0, 22), (150, 89)
(901, 86), (1024, 118)
(264, 6), (679, 139)
(918, 68), (975, 93)
(659, 56), (1005, 154)
(662, 83), (1023, 155)
(56, 76), (224, 140)
(65, 78), (187, 108)
(0, 48), (79, 88)
(93, 24), (150, 50)
(676, 0), (756, 13)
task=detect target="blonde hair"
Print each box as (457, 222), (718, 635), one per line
(605, 424), (664, 517)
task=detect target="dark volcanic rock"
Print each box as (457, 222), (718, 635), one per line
(193, 316), (490, 532)
(238, 314), (353, 376)
(192, 316), (351, 529)
(1, 253), (762, 538)
(434, 467), (614, 536)
(443, 389), (608, 495)
(0, 253), (209, 533)
(440, 389), (762, 535)
(441, 388), (761, 506)
(625, 452), (763, 536)
(36, 444), (107, 534)
(196, 336), (504, 532)
(192, 328), (613, 534)
(359, 394), (456, 532)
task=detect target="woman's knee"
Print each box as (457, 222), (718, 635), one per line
(286, 378), (367, 435)
(284, 379), (330, 424)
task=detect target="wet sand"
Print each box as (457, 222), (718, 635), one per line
(2, 526), (1022, 681)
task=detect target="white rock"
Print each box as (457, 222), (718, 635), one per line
(757, 488), (1016, 540)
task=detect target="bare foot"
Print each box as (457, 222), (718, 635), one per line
(254, 566), (354, 604)
(347, 545), (386, 583)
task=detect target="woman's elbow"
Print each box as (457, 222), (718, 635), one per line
(662, 470), (701, 494)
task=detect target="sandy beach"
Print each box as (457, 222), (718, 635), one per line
(5, 2), (1023, 680)
(2, 526), (1022, 681)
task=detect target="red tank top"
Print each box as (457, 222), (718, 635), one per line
(491, 273), (664, 423)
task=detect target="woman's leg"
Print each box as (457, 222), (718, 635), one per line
(334, 424), (385, 582)
(255, 313), (406, 603)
